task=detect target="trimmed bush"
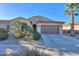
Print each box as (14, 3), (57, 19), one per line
(32, 30), (41, 40)
(0, 28), (8, 41)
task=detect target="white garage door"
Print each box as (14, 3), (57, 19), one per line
(41, 25), (59, 34)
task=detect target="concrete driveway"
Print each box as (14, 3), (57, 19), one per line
(42, 34), (79, 56)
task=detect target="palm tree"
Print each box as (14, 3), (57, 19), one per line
(65, 3), (79, 36)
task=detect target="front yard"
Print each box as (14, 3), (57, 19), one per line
(0, 21), (79, 56)
(0, 33), (58, 56)
(1, 33), (79, 56)
(0, 21), (57, 56)
(0, 21), (44, 56)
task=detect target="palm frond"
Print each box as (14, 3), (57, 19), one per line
(65, 3), (79, 15)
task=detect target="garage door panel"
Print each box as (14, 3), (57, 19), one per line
(41, 25), (59, 34)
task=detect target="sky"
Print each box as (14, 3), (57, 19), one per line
(0, 3), (79, 23)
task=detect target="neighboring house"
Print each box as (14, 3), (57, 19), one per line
(0, 20), (11, 29)
(0, 16), (65, 34)
(63, 22), (79, 34)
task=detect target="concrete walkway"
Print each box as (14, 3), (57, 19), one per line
(42, 34), (79, 56)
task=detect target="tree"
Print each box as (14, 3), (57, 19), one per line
(65, 3), (79, 36)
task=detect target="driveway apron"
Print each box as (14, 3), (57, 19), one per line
(42, 34), (79, 56)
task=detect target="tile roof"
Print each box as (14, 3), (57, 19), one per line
(63, 24), (70, 26)
(0, 20), (11, 24)
(11, 17), (27, 20)
(0, 16), (65, 24)
(63, 22), (79, 26)
(28, 15), (65, 23)
(75, 22), (79, 25)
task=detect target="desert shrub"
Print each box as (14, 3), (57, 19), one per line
(14, 32), (25, 39)
(19, 48), (48, 56)
(11, 21), (41, 40)
(32, 29), (41, 40)
(11, 21), (31, 39)
(0, 28), (8, 41)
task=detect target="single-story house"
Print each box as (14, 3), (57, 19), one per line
(0, 16), (65, 34)
(63, 22), (79, 34)
(0, 20), (11, 29)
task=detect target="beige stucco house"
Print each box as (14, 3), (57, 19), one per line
(63, 22), (79, 30)
(63, 22), (79, 34)
(0, 16), (65, 34)
(0, 20), (11, 29)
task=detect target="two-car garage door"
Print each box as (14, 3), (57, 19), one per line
(41, 25), (59, 34)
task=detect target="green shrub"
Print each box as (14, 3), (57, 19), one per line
(32, 30), (41, 40)
(0, 28), (8, 41)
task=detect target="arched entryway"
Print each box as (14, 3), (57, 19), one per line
(32, 24), (37, 31)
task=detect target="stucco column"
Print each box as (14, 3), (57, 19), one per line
(59, 25), (63, 34)
(37, 24), (41, 34)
